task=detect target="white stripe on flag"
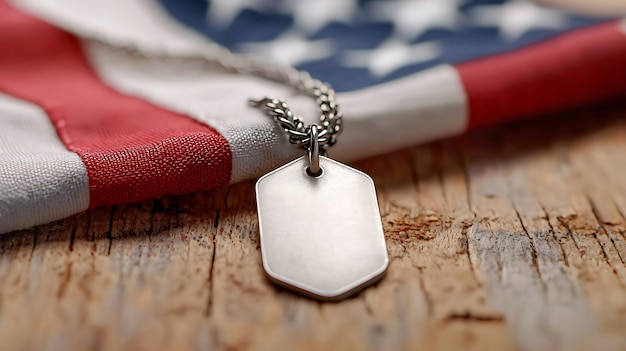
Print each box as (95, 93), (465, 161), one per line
(336, 65), (467, 161)
(0, 94), (90, 233)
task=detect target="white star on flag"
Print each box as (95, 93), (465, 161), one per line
(341, 39), (441, 77)
(367, 0), (463, 41)
(205, 0), (266, 28)
(278, 0), (358, 35)
(470, 0), (569, 40)
(237, 33), (335, 67)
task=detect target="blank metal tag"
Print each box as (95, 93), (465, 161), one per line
(256, 156), (388, 301)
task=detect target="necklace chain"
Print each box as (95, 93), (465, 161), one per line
(213, 48), (343, 150)
(248, 87), (342, 150)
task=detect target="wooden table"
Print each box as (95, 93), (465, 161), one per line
(1, 102), (626, 351)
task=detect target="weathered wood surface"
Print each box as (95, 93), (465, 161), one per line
(1, 103), (626, 351)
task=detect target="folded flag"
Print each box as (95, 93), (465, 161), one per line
(1, 0), (625, 233)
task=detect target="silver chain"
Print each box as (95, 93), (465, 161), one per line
(248, 89), (341, 150)
(206, 48), (343, 151)
(245, 75), (342, 151)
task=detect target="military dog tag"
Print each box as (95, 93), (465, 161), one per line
(256, 156), (388, 301)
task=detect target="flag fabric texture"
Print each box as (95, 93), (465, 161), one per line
(1, 0), (626, 233)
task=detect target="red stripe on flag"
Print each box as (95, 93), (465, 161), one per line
(458, 22), (626, 130)
(0, 2), (232, 208)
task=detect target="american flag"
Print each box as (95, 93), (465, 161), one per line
(1, 0), (625, 233)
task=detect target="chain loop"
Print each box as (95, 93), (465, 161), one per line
(249, 79), (342, 151)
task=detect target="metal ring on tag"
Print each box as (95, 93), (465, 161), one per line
(307, 125), (322, 177)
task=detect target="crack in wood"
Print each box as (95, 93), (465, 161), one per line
(459, 150), (482, 288)
(69, 222), (77, 252)
(106, 207), (115, 256)
(213, 209), (220, 229)
(585, 194), (626, 268)
(205, 210), (219, 317)
(556, 216), (582, 254)
(541, 208), (570, 268)
(460, 223), (480, 288)
(29, 228), (38, 262)
(445, 311), (504, 322)
(514, 209), (547, 293)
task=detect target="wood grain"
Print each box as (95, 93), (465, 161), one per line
(2, 103), (626, 350)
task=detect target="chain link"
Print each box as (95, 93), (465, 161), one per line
(207, 47), (343, 150)
(246, 73), (342, 150)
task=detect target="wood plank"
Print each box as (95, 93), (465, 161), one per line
(1, 104), (626, 350)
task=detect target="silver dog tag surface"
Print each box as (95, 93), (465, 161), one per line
(256, 156), (388, 301)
